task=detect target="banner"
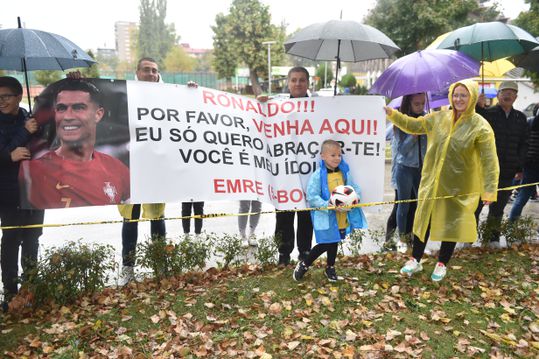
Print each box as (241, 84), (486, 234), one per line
(20, 79), (386, 210)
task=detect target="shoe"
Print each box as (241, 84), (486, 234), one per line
(488, 241), (502, 249)
(381, 241), (397, 252)
(298, 251), (310, 262)
(247, 234), (257, 247)
(396, 240), (408, 254)
(325, 267), (339, 282)
(400, 258), (423, 277)
(293, 261), (309, 281)
(278, 254), (290, 266)
(431, 262), (447, 282)
(120, 266), (135, 286)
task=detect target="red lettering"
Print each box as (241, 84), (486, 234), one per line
(318, 119), (334, 134)
(202, 90), (217, 105)
(214, 179), (225, 193)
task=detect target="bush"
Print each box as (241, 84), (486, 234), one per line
(25, 240), (115, 306)
(254, 235), (279, 266)
(137, 235), (211, 279)
(478, 216), (536, 246)
(210, 233), (246, 268)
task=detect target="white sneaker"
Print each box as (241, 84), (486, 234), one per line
(400, 258), (422, 277)
(488, 241), (502, 249)
(120, 266), (135, 286)
(247, 234), (257, 247)
(396, 240), (408, 254)
(431, 262), (447, 282)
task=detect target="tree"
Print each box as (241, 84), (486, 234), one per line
(365, 0), (500, 55)
(195, 51), (215, 72)
(315, 63), (334, 90)
(163, 46), (196, 72)
(212, 0), (285, 95)
(137, 0), (177, 67)
(513, 0), (539, 87)
(340, 73), (357, 89)
(80, 50), (100, 78)
(34, 70), (62, 87)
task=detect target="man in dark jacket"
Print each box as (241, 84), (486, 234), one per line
(0, 76), (44, 311)
(475, 81), (529, 248)
(509, 105), (539, 225)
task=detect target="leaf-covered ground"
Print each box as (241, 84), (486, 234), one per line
(1, 244), (538, 358)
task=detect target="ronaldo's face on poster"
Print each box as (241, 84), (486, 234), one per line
(54, 90), (104, 145)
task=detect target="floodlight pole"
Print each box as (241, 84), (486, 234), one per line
(262, 41), (276, 95)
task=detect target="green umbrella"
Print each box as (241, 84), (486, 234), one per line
(436, 21), (539, 88)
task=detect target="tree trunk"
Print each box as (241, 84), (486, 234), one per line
(249, 69), (262, 96)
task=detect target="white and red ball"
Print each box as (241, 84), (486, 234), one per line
(330, 185), (359, 209)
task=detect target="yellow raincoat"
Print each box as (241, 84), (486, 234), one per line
(387, 79), (499, 242)
(118, 203), (165, 220)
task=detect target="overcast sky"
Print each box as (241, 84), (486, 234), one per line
(0, 0), (531, 51)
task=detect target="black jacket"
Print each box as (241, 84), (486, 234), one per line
(477, 104), (529, 181)
(0, 108), (31, 206)
(525, 114), (539, 169)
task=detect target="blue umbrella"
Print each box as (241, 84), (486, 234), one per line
(0, 17), (96, 112)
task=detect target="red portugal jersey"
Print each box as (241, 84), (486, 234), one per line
(19, 151), (130, 209)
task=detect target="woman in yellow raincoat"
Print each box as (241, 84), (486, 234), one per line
(384, 79), (499, 281)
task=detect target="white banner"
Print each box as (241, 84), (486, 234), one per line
(127, 82), (386, 210)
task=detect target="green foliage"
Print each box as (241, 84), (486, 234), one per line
(163, 45), (195, 72)
(513, 0), (539, 87)
(477, 216), (536, 247)
(347, 229), (367, 256)
(254, 235), (279, 266)
(210, 232), (247, 268)
(364, 0), (500, 55)
(353, 85), (369, 95)
(137, 0), (177, 67)
(137, 235), (210, 278)
(34, 70), (62, 86)
(211, 0), (286, 94)
(78, 50), (100, 78)
(25, 241), (115, 306)
(315, 63), (334, 90)
(339, 73), (357, 88)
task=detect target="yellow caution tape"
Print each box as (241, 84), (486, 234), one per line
(2, 182), (539, 230)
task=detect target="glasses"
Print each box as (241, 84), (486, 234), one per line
(0, 94), (17, 102)
(452, 93), (469, 99)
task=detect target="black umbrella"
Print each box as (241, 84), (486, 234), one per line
(284, 19), (400, 96)
(0, 17), (96, 113)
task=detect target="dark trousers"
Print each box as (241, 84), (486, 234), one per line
(475, 178), (513, 243)
(122, 204), (166, 267)
(411, 225), (456, 265)
(304, 242), (338, 267)
(275, 211), (312, 257)
(386, 189), (416, 242)
(0, 206), (44, 297)
(182, 202), (204, 234)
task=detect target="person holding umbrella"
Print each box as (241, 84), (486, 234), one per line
(0, 76), (44, 311)
(258, 67), (313, 265)
(384, 79), (499, 282)
(474, 81), (528, 249)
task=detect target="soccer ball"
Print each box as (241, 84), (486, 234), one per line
(330, 185), (359, 209)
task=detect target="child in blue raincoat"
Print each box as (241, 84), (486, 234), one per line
(293, 139), (367, 282)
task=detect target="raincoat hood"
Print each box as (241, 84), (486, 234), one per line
(448, 79), (478, 120)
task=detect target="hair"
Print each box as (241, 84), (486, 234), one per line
(137, 57), (158, 71)
(0, 76), (23, 95)
(288, 66), (309, 80)
(54, 79), (103, 107)
(321, 139), (341, 153)
(400, 93), (425, 116)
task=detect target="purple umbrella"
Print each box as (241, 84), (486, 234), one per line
(369, 49), (479, 99)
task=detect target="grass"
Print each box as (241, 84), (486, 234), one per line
(0, 244), (538, 358)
